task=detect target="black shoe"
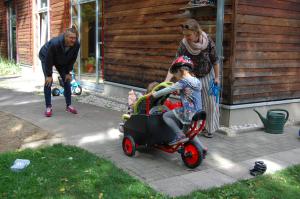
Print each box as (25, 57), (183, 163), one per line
(202, 129), (213, 138)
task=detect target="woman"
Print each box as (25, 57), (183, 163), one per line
(165, 19), (220, 138)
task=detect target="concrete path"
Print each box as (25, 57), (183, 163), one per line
(0, 75), (299, 197)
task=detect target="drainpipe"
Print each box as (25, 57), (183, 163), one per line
(215, 0), (224, 100)
(96, 0), (99, 83)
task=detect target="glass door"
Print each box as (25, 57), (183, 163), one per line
(71, 0), (103, 84)
(80, 1), (96, 83)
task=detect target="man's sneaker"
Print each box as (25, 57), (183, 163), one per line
(66, 105), (78, 114)
(45, 107), (52, 117)
(168, 135), (189, 146)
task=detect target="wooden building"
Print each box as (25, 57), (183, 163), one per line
(104, 0), (300, 105)
(0, 0), (299, 126)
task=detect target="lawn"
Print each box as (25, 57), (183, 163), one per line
(0, 144), (299, 199)
(0, 144), (163, 199)
(186, 164), (300, 199)
(0, 57), (21, 76)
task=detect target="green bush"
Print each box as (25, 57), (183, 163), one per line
(0, 57), (21, 75)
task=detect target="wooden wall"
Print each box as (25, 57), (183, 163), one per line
(0, 0), (71, 64)
(16, 0), (33, 65)
(0, 1), (8, 58)
(104, 0), (190, 87)
(104, 0), (234, 104)
(50, 0), (70, 37)
(232, 0), (300, 104)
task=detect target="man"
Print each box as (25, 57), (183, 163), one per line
(39, 25), (80, 117)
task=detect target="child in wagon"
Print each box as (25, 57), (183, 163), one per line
(127, 81), (159, 114)
(151, 56), (202, 145)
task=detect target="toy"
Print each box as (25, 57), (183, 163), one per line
(120, 82), (207, 168)
(52, 71), (82, 96)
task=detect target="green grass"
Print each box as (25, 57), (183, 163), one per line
(0, 145), (299, 199)
(0, 57), (21, 76)
(0, 144), (164, 199)
(185, 165), (300, 199)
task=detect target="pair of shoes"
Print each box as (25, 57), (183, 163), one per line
(202, 128), (213, 138)
(66, 105), (78, 114)
(168, 135), (189, 146)
(250, 161), (267, 176)
(44, 106), (52, 117)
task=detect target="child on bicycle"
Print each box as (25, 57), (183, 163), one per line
(151, 56), (202, 145)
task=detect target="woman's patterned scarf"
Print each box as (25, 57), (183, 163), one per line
(182, 31), (209, 55)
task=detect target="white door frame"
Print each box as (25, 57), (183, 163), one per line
(34, 0), (50, 70)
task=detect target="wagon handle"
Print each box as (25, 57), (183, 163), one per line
(145, 93), (151, 116)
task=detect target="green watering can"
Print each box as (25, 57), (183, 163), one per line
(254, 109), (289, 134)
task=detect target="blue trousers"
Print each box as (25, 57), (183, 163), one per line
(163, 110), (204, 146)
(163, 111), (184, 138)
(41, 62), (71, 107)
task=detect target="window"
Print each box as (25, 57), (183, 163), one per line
(37, 0), (48, 10)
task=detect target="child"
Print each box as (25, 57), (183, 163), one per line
(151, 56), (202, 145)
(127, 81), (159, 114)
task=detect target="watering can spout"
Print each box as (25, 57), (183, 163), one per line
(253, 109), (267, 126)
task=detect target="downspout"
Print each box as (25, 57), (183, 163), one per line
(215, 0), (224, 102)
(96, 0), (99, 83)
(101, 0), (104, 81)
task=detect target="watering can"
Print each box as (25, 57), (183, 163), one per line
(253, 109), (289, 134)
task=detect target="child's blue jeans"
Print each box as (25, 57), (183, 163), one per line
(163, 111), (184, 138)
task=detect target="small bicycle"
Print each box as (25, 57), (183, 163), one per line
(52, 72), (82, 96)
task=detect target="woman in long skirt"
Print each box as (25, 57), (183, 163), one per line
(165, 18), (220, 138)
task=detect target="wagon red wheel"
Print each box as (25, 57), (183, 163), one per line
(122, 135), (136, 157)
(181, 141), (203, 168)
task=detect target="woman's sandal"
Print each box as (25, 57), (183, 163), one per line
(202, 128), (213, 138)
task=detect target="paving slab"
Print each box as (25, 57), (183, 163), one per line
(149, 175), (200, 197)
(214, 162), (254, 180)
(182, 168), (236, 189)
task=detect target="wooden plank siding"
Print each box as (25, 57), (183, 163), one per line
(104, 0), (234, 105)
(16, 0), (33, 65)
(232, 0), (300, 104)
(0, 1), (8, 58)
(104, 0), (188, 87)
(50, 0), (70, 37)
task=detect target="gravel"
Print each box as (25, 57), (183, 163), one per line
(76, 90), (128, 113)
